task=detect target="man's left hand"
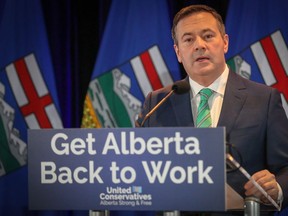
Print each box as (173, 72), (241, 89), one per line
(244, 169), (279, 204)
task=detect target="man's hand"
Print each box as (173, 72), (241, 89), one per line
(244, 169), (279, 204)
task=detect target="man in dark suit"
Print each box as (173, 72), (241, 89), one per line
(135, 4), (288, 214)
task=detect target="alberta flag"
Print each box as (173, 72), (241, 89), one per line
(0, 0), (62, 176)
(226, 0), (288, 118)
(81, 0), (181, 129)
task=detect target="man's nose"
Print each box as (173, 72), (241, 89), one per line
(194, 37), (206, 51)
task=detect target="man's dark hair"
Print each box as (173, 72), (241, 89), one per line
(172, 5), (226, 45)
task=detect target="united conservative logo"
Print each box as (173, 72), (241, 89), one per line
(99, 186), (152, 207)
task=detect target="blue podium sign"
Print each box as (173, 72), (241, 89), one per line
(28, 127), (226, 211)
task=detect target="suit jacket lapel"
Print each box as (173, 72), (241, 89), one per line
(168, 72), (247, 131)
(218, 70), (248, 137)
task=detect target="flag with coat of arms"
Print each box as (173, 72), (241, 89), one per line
(0, 0), (62, 175)
(225, 0), (288, 118)
(81, 0), (181, 129)
(226, 2), (288, 215)
(0, 0), (63, 215)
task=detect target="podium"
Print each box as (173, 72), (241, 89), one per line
(28, 127), (279, 215)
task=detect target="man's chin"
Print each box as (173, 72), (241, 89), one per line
(196, 67), (214, 76)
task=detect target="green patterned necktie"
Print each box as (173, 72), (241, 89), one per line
(196, 88), (214, 128)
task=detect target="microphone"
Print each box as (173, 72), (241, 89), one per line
(140, 80), (190, 127)
(171, 80), (191, 94)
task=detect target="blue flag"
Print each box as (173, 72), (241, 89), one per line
(0, 0), (63, 214)
(81, 1), (180, 215)
(225, 1), (288, 214)
(225, 0), (288, 118)
(0, 0), (63, 176)
(81, 0), (181, 129)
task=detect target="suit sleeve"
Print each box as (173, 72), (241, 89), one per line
(266, 88), (288, 208)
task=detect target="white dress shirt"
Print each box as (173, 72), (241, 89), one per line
(189, 65), (229, 127)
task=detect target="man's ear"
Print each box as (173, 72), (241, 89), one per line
(223, 34), (229, 54)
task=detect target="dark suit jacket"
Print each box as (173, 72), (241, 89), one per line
(136, 70), (288, 211)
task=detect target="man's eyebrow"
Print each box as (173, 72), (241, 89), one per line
(201, 28), (215, 33)
(181, 32), (193, 38)
(181, 28), (215, 38)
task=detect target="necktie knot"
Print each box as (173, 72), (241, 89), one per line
(199, 88), (213, 101)
(196, 88), (213, 128)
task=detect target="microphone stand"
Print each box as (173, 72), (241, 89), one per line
(244, 197), (260, 216)
(89, 210), (109, 216)
(163, 210), (180, 216)
(141, 89), (175, 127)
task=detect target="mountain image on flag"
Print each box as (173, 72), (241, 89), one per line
(82, 0), (181, 128)
(0, 82), (26, 176)
(227, 30), (288, 117)
(82, 45), (174, 128)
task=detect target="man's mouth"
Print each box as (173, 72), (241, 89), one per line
(196, 56), (210, 62)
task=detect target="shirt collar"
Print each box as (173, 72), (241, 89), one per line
(189, 64), (229, 97)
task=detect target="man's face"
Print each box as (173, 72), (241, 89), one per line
(174, 12), (229, 85)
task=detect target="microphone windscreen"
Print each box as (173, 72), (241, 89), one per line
(172, 80), (190, 94)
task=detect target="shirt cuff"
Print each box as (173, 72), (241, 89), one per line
(277, 183), (283, 206)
